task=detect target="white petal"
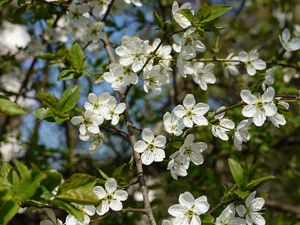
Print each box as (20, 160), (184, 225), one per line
(173, 105), (186, 118)
(179, 192), (194, 209)
(154, 135), (166, 147)
(253, 110), (266, 126)
(93, 186), (106, 199)
(141, 151), (154, 165)
(220, 118), (235, 129)
(168, 204), (185, 218)
(253, 59), (266, 70)
(250, 212), (266, 225)
(183, 94), (196, 108)
(241, 90), (257, 104)
(109, 200), (123, 211)
(88, 93), (97, 104)
(71, 116), (83, 125)
(96, 202), (109, 215)
(134, 140), (147, 153)
(193, 103), (209, 115)
(114, 190), (128, 201)
(247, 65), (256, 76)
(242, 105), (257, 117)
(263, 103), (277, 116)
(115, 103), (126, 114)
(105, 178), (117, 193)
(183, 117), (193, 128)
(192, 115), (208, 126)
(153, 148), (165, 162)
(142, 128), (154, 142)
(236, 205), (247, 217)
(194, 195), (210, 214)
(261, 87), (275, 102)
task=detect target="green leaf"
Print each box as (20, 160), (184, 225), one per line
(228, 158), (245, 189)
(51, 199), (85, 222)
(68, 43), (85, 71)
(200, 5), (231, 23)
(235, 190), (250, 199)
(57, 69), (83, 81)
(246, 175), (276, 190)
(58, 85), (80, 113)
(0, 98), (26, 116)
(0, 201), (19, 225)
(36, 91), (59, 110)
(57, 173), (98, 205)
(202, 214), (215, 224)
(112, 163), (127, 178)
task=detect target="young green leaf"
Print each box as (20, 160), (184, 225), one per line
(246, 175), (276, 190)
(67, 43), (85, 71)
(0, 201), (19, 225)
(228, 158), (246, 189)
(200, 5), (231, 23)
(0, 98), (26, 116)
(58, 85), (80, 113)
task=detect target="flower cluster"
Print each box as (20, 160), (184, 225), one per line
(71, 92), (126, 151)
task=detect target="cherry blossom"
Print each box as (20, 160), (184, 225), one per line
(215, 204), (246, 225)
(71, 110), (104, 135)
(173, 94), (209, 128)
(192, 62), (216, 91)
(236, 191), (265, 225)
(134, 128), (166, 165)
(93, 178), (128, 215)
(279, 28), (300, 52)
(241, 87), (277, 126)
(168, 192), (210, 225)
(238, 50), (266, 76)
(172, 1), (194, 29)
(163, 112), (185, 136)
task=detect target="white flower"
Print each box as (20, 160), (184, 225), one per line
(241, 87), (277, 126)
(172, 1), (194, 29)
(215, 204), (246, 225)
(238, 50), (266, 76)
(86, 21), (105, 42)
(93, 178), (128, 215)
(211, 108), (235, 141)
(143, 65), (170, 93)
(71, 110), (104, 135)
(67, 3), (90, 27)
(103, 63), (138, 91)
(167, 152), (189, 180)
(101, 97), (126, 125)
(84, 92), (112, 115)
(79, 131), (104, 151)
(262, 67), (276, 91)
(123, 0), (142, 7)
(134, 128), (166, 165)
(163, 112), (185, 136)
(268, 100), (289, 127)
(223, 53), (240, 77)
(179, 134), (207, 166)
(173, 94), (209, 128)
(236, 191), (265, 225)
(115, 36), (149, 72)
(233, 119), (252, 151)
(168, 192), (210, 225)
(192, 62), (216, 91)
(40, 209), (63, 225)
(279, 28), (300, 52)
